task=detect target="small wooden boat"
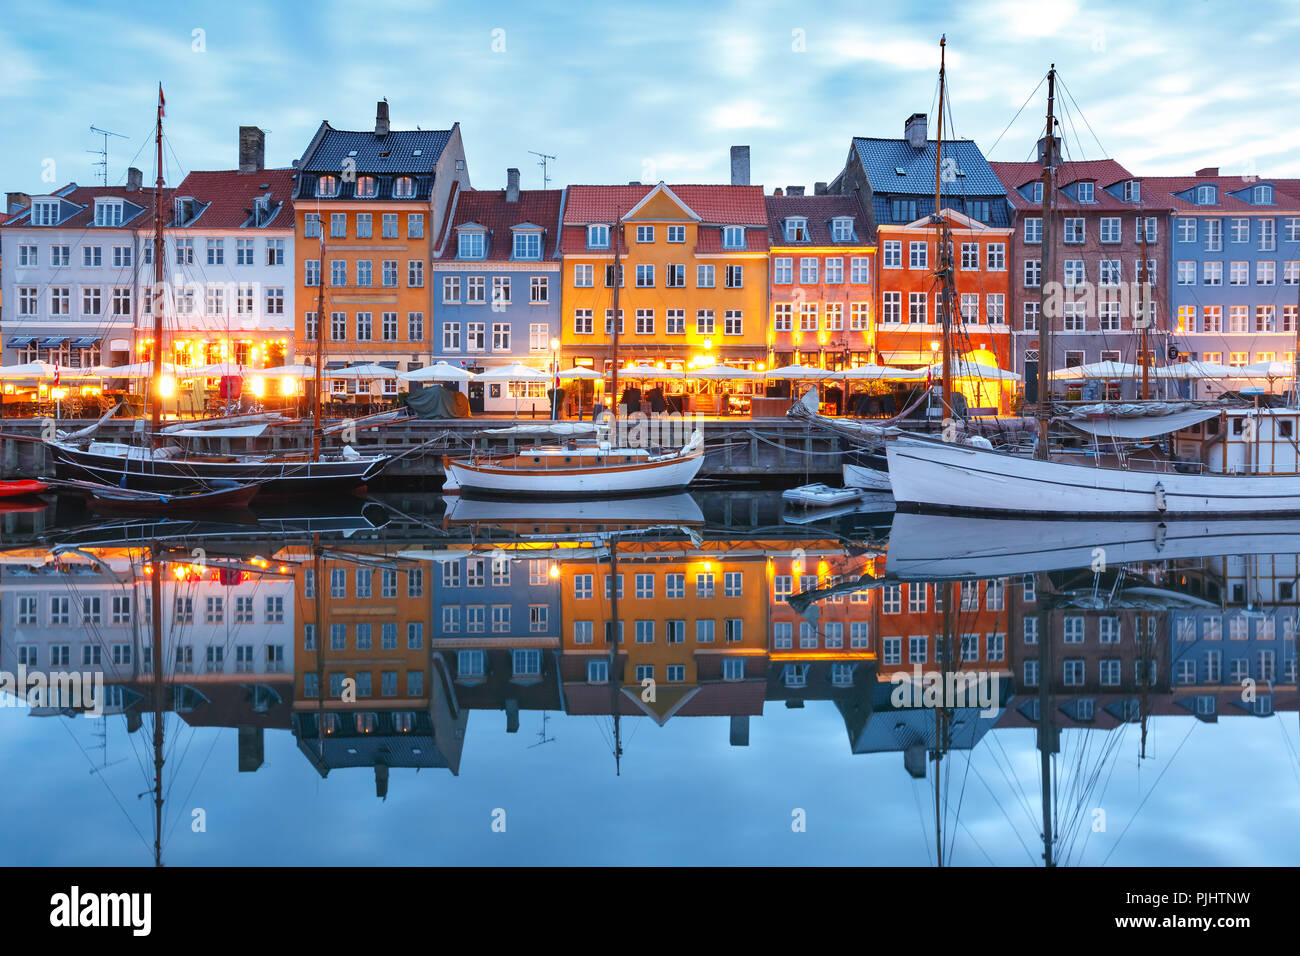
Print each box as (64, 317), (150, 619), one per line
(782, 483), (862, 508)
(0, 479), (48, 498)
(45, 477), (259, 514)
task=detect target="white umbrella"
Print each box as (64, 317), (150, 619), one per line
(329, 363), (399, 380)
(475, 362), (549, 382)
(0, 361), (56, 380)
(619, 364), (685, 380)
(90, 361), (186, 379)
(556, 366), (603, 381)
(765, 364), (830, 380)
(1154, 361), (1240, 380)
(929, 360), (1021, 382)
(190, 362), (248, 378)
(828, 364), (926, 381)
(1049, 360), (1143, 380)
(688, 364), (761, 380)
(400, 361), (477, 382)
(1241, 361), (1292, 378)
(259, 364), (319, 378)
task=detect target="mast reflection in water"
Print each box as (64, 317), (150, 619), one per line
(0, 493), (1296, 866)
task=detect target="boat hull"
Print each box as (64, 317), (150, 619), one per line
(887, 436), (1300, 517)
(442, 451), (704, 499)
(52, 443), (389, 496)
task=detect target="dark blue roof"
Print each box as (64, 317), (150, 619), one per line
(871, 194), (1011, 229)
(853, 136), (1007, 199)
(299, 125), (452, 174)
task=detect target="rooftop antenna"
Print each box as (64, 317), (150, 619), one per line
(88, 125), (128, 186)
(528, 711), (556, 748)
(529, 150), (556, 189)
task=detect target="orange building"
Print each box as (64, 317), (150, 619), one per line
(874, 575), (1014, 683)
(558, 182), (770, 394)
(559, 538), (770, 721)
(876, 209), (1015, 411)
(765, 192), (875, 368)
(291, 101), (469, 379)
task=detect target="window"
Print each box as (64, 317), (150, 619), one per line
(891, 199), (918, 222)
(442, 276), (461, 304)
(831, 217), (854, 241)
(1205, 218), (1222, 251)
(82, 245), (102, 267)
(1024, 259), (1041, 287)
(1023, 217), (1042, 243)
(572, 310), (593, 335)
(908, 292), (926, 324)
(986, 243), (1005, 270)
(667, 225), (685, 242)
(696, 264), (715, 288)
(635, 263), (655, 288)
(1100, 217), (1120, 243)
(882, 240), (902, 268)
(408, 213), (424, 238)
(1063, 218), (1085, 243)
(1260, 218), (1277, 251)
(1203, 261), (1223, 285)
(666, 573), (685, 598)
(724, 310), (743, 336)
(316, 175), (339, 197)
(634, 309), (654, 335)
(587, 224), (609, 248)
(467, 277), (485, 305)
(492, 275), (511, 306)
(722, 226), (745, 249)
(458, 230), (486, 258)
(909, 241), (927, 269)
(696, 310), (715, 335)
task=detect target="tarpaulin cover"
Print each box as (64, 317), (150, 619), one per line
(407, 386), (470, 419)
(1063, 407), (1222, 439)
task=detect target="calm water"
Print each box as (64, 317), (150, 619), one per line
(1, 490), (1297, 866)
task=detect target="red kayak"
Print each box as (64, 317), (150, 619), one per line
(0, 480), (48, 498)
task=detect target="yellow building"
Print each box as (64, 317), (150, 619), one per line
(558, 183), (770, 398)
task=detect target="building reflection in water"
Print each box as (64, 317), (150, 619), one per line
(0, 494), (1296, 862)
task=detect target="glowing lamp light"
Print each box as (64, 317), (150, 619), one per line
(279, 376), (297, 397)
(158, 375), (177, 398)
(550, 338), (560, 351)
(548, 563), (560, 580)
(248, 377), (266, 398)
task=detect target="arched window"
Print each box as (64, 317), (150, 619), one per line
(356, 176), (378, 198)
(393, 176), (415, 198)
(316, 175), (339, 198)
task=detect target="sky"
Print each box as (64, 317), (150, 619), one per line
(3, 0), (1300, 197)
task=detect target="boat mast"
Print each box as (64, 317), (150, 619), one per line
(312, 233), (326, 461)
(610, 219), (623, 421)
(1139, 209), (1150, 400)
(151, 86), (165, 450)
(150, 541), (164, 866)
(1034, 67), (1057, 461)
(1035, 572), (1055, 866)
(608, 535), (622, 775)
(934, 580), (954, 866)
(933, 37), (954, 419)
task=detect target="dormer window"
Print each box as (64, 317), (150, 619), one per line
(173, 196), (196, 226)
(355, 176), (378, 198)
(587, 224), (610, 249)
(1076, 182), (1095, 203)
(831, 217), (854, 241)
(1196, 185), (1216, 205)
(1030, 182), (1043, 204)
(393, 176), (415, 198)
(722, 226), (745, 250)
(93, 200), (124, 227)
(1122, 180), (1141, 202)
(458, 228), (486, 259)
(1253, 184), (1273, 205)
(31, 200), (59, 226)
(316, 175), (340, 198)
(784, 217), (809, 242)
(512, 228), (542, 260)
(252, 195), (271, 226)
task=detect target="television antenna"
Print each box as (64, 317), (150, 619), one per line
(528, 150), (556, 189)
(528, 711), (556, 748)
(88, 125), (128, 186)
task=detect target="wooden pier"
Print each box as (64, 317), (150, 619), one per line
(0, 416), (846, 483)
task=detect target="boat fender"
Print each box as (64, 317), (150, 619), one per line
(1154, 522), (1167, 551)
(342, 445), (361, 459)
(1153, 482), (1167, 512)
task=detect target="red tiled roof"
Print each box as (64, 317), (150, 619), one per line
(990, 159), (1173, 212)
(765, 194), (871, 245)
(172, 167), (297, 229)
(2, 184), (174, 229)
(1141, 175), (1300, 212)
(433, 187), (563, 260)
(563, 184), (768, 225)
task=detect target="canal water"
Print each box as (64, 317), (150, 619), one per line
(0, 490), (1296, 866)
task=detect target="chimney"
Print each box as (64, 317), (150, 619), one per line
(375, 99), (390, 136)
(730, 145), (750, 186)
(1037, 135), (1062, 168)
(786, 185), (805, 196)
(239, 126), (265, 173)
(905, 112), (927, 149)
(772, 187), (783, 197)
(1195, 166), (1220, 177)
(125, 168), (142, 192)
(505, 698), (520, 733)
(506, 167), (520, 202)
(729, 715), (750, 747)
(6, 191), (31, 215)
(814, 181), (827, 195)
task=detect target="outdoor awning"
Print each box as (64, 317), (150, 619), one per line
(6, 336), (35, 348)
(1063, 407), (1222, 440)
(69, 336), (100, 349)
(38, 336), (68, 348)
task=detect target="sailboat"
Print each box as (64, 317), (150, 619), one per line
(886, 65), (1300, 518)
(441, 218), (705, 498)
(50, 88), (389, 498)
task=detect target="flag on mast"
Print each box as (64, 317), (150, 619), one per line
(158, 84), (165, 116)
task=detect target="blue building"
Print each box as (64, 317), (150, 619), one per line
(827, 113), (1011, 231)
(431, 168), (562, 414)
(1168, 604), (1297, 721)
(1151, 172), (1300, 392)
